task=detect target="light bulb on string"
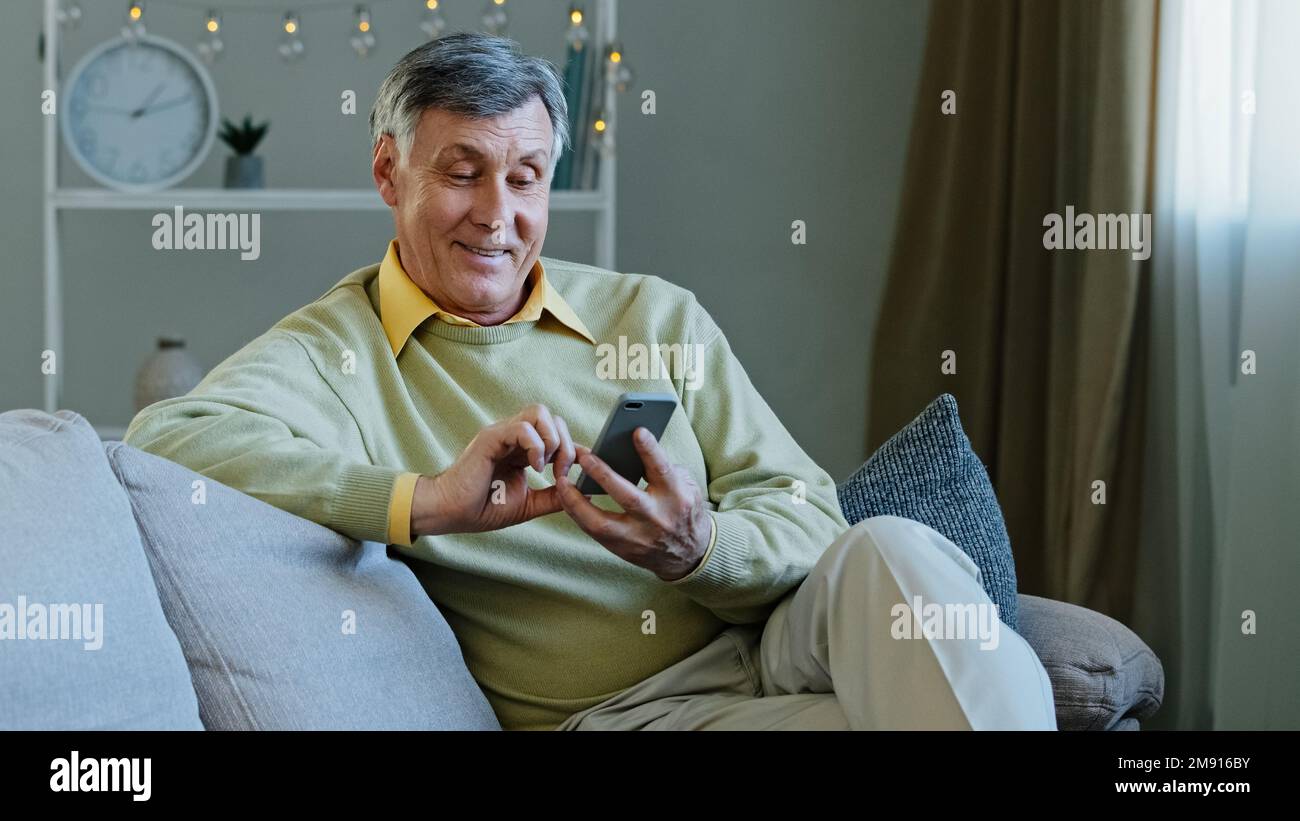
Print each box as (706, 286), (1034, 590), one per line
(605, 42), (634, 94)
(350, 5), (378, 58)
(278, 12), (306, 62)
(197, 10), (223, 64)
(591, 110), (613, 156)
(420, 0), (448, 40)
(565, 4), (588, 50)
(56, 1), (82, 30)
(123, 1), (147, 41)
(481, 0), (508, 36)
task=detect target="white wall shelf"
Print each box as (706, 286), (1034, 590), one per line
(41, 0), (620, 437)
(52, 187), (611, 212)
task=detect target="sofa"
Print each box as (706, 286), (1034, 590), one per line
(0, 409), (1164, 730)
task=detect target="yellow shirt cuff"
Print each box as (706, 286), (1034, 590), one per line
(386, 472), (421, 547)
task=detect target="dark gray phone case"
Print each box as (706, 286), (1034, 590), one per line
(575, 392), (678, 495)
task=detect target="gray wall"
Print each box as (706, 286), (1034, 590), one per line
(0, 0), (928, 482)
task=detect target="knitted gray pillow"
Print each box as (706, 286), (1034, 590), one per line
(836, 394), (1018, 629)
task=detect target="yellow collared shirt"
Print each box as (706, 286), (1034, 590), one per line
(378, 239), (595, 358)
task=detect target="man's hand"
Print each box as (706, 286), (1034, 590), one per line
(412, 404), (575, 537)
(555, 427), (712, 581)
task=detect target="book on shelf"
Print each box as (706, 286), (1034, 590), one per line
(578, 40), (602, 192)
(554, 38), (589, 190)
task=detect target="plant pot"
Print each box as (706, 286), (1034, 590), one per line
(223, 155), (264, 189)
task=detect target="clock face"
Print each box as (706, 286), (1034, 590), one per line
(61, 35), (218, 192)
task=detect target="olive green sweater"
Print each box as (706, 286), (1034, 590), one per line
(123, 254), (849, 730)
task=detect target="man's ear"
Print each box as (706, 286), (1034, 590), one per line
(373, 135), (399, 207)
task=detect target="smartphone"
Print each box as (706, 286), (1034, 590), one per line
(575, 392), (679, 495)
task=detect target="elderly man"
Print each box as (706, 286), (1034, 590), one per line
(125, 33), (1055, 731)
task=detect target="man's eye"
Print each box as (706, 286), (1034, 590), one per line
(511, 177), (537, 187)
(451, 174), (475, 181)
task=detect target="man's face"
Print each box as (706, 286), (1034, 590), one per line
(373, 96), (553, 325)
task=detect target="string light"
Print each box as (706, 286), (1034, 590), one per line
(278, 11), (306, 62)
(196, 10), (223, 63)
(350, 4), (378, 57)
(565, 3), (588, 50)
(96, 2), (636, 74)
(591, 109), (613, 156)
(605, 42), (634, 93)
(56, 1), (82, 30)
(481, 0), (508, 36)
(123, 1), (147, 41)
(420, 0), (448, 40)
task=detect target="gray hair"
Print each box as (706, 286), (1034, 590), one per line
(369, 32), (570, 177)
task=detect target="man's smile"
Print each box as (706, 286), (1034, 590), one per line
(455, 241), (508, 258)
(453, 241), (513, 272)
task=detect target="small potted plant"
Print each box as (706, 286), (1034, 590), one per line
(219, 114), (269, 189)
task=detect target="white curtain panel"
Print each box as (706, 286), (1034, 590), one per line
(1136, 0), (1300, 729)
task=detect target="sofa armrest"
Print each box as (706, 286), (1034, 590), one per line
(1014, 594), (1165, 730)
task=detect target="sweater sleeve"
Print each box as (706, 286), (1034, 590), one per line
(668, 301), (850, 624)
(122, 329), (404, 544)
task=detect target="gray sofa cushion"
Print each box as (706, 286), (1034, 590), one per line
(837, 394), (1019, 629)
(0, 410), (203, 730)
(1015, 593), (1164, 730)
(104, 441), (501, 730)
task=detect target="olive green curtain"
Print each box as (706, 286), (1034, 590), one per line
(867, 0), (1156, 620)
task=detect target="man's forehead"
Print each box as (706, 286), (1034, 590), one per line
(438, 141), (548, 162)
(417, 101), (551, 158)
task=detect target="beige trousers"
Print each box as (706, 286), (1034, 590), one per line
(555, 516), (1057, 730)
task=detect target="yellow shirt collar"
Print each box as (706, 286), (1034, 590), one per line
(378, 239), (596, 356)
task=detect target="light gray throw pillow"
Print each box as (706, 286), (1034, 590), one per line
(1016, 594), (1164, 730)
(104, 441), (501, 730)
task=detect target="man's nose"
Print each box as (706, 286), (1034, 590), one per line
(469, 177), (511, 239)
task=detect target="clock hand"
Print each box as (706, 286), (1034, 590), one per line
(130, 83), (166, 118)
(87, 103), (135, 115)
(138, 95), (194, 116)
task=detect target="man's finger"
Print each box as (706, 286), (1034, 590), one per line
(522, 485), (565, 521)
(557, 475), (630, 540)
(528, 405), (561, 465)
(577, 447), (651, 514)
(552, 415), (576, 485)
(504, 421), (546, 473)
(633, 427), (675, 486)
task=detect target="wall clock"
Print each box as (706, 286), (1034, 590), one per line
(61, 34), (219, 192)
